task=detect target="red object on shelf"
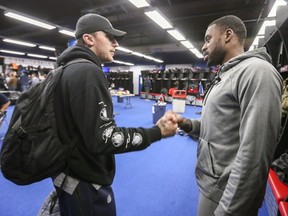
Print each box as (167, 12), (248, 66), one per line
(279, 202), (288, 216)
(172, 90), (186, 99)
(187, 87), (198, 94)
(168, 87), (177, 96)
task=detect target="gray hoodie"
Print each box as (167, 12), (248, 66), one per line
(190, 47), (283, 215)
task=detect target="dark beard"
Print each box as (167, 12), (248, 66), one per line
(207, 43), (225, 67)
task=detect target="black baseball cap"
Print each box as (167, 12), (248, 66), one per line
(75, 13), (126, 40)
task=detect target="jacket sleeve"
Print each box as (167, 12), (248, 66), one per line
(69, 67), (162, 155)
(214, 61), (283, 215)
(188, 119), (201, 140)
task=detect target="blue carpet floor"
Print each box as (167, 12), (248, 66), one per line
(0, 96), (269, 216)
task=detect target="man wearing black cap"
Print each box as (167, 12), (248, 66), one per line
(52, 13), (177, 216)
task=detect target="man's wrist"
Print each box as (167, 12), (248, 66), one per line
(178, 118), (192, 133)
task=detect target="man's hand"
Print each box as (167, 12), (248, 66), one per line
(174, 113), (193, 133)
(156, 110), (178, 138)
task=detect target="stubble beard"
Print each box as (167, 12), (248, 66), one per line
(207, 42), (225, 67)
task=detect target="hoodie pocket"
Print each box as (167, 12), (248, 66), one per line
(196, 138), (219, 178)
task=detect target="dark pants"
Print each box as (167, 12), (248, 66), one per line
(145, 87), (150, 99)
(55, 181), (116, 216)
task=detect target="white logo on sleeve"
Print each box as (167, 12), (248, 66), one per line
(100, 108), (109, 121)
(107, 194), (112, 203)
(112, 132), (124, 147)
(132, 133), (143, 146)
(102, 126), (115, 143)
(126, 133), (131, 148)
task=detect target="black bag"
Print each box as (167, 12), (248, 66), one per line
(0, 59), (89, 185)
(271, 150), (288, 185)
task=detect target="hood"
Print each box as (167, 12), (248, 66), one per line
(221, 47), (272, 72)
(56, 45), (101, 67)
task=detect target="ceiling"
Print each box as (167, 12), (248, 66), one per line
(0, 0), (277, 66)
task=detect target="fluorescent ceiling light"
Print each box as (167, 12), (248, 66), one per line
(258, 20), (276, 35)
(132, 52), (145, 57)
(39, 46), (55, 51)
(167, 29), (186, 41)
(189, 48), (203, 58)
(0, 49), (25, 55)
(268, 0), (287, 17)
(143, 55), (155, 60)
(59, 29), (75, 37)
(143, 55), (163, 63)
(195, 53), (204, 58)
(249, 45), (256, 51)
(5, 12), (56, 30)
(116, 47), (133, 53)
(114, 60), (134, 66)
(145, 10), (173, 29)
(48, 56), (57, 60)
(252, 35), (264, 46)
(27, 53), (47, 59)
(181, 40), (194, 49)
(249, 0), (285, 50)
(153, 58), (164, 63)
(3, 38), (36, 47)
(129, 0), (150, 8)
(189, 48), (198, 53)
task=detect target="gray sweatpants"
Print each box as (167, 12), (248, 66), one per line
(197, 192), (259, 216)
(197, 192), (218, 216)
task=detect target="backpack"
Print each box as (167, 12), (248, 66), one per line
(0, 59), (89, 185)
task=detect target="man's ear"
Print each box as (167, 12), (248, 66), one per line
(225, 28), (233, 43)
(82, 34), (94, 46)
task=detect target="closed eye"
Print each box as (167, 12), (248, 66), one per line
(204, 35), (211, 43)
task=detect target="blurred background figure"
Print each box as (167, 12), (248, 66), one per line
(19, 70), (30, 92)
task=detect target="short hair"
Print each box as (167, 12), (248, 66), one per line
(209, 15), (247, 43)
(76, 38), (85, 46)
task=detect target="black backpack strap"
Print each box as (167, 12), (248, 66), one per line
(63, 58), (92, 68)
(48, 58), (92, 214)
(40, 58), (92, 110)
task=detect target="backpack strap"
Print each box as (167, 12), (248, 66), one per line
(62, 58), (92, 68)
(40, 58), (92, 110)
(47, 58), (92, 214)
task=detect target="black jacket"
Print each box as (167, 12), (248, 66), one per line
(55, 45), (161, 185)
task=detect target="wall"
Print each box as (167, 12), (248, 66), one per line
(110, 65), (162, 94)
(109, 64), (207, 94)
(0, 54), (205, 95)
(0, 55), (55, 69)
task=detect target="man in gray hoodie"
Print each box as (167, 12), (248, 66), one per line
(176, 15), (283, 216)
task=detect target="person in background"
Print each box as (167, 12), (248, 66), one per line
(175, 15), (282, 216)
(143, 75), (151, 100)
(52, 13), (178, 216)
(19, 70), (30, 91)
(30, 73), (40, 85)
(7, 71), (18, 91)
(0, 93), (10, 120)
(0, 72), (6, 90)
